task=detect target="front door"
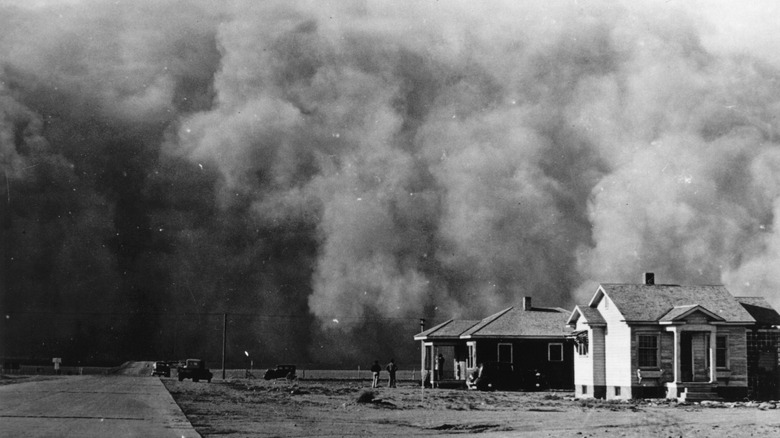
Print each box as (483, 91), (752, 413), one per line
(681, 332), (710, 382)
(681, 333), (693, 382)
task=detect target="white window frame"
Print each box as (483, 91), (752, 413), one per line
(548, 343), (564, 362)
(576, 332), (589, 356)
(637, 333), (660, 369)
(467, 342), (477, 368)
(497, 342), (513, 363)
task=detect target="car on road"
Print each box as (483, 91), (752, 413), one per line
(151, 361), (171, 377)
(177, 358), (213, 383)
(263, 364), (297, 380)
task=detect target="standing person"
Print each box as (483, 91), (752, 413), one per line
(370, 360), (381, 388)
(386, 359), (398, 388)
(436, 353), (445, 381)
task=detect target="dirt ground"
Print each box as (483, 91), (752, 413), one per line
(163, 378), (780, 437)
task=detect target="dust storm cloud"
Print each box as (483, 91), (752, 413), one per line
(2, 0), (780, 366)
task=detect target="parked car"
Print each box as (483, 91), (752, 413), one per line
(177, 358), (213, 383)
(263, 364), (297, 380)
(151, 361), (170, 377)
(467, 362), (521, 391)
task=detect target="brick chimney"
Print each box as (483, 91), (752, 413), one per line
(643, 272), (655, 285)
(523, 296), (532, 311)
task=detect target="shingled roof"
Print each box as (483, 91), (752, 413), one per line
(413, 319), (480, 341)
(567, 305), (606, 327)
(461, 306), (571, 338)
(595, 284), (755, 323)
(737, 297), (780, 326)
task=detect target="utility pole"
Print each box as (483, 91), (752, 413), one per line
(419, 318), (426, 386)
(222, 313), (226, 380)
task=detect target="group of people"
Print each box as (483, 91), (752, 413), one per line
(370, 359), (398, 388)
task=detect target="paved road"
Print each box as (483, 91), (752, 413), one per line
(0, 363), (200, 437)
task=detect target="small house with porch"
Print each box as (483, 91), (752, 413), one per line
(567, 273), (775, 401)
(414, 297), (574, 390)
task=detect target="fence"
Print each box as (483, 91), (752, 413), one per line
(5, 365), (425, 382)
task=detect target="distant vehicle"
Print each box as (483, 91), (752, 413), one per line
(151, 361), (170, 377)
(263, 364), (297, 380)
(177, 359), (213, 383)
(467, 362), (521, 391)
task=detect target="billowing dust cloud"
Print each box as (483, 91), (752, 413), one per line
(2, 0), (780, 366)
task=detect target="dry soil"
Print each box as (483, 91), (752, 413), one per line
(163, 378), (780, 437)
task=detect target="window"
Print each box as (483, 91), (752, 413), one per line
(467, 343), (476, 368)
(576, 333), (589, 356)
(716, 335), (728, 368)
(548, 343), (563, 362)
(424, 345), (432, 370)
(498, 343), (513, 363)
(581, 385), (588, 395)
(637, 334), (659, 368)
(614, 386), (621, 396)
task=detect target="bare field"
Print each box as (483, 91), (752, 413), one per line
(163, 378), (780, 437)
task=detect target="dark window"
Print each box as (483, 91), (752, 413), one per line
(716, 335), (728, 368)
(549, 343), (563, 362)
(614, 386), (621, 396)
(638, 334), (658, 368)
(425, 345), (432, 370)
(498, 343), (513, 362)
(582, 385), (588, 394)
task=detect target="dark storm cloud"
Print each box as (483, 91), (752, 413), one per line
(2, 0), (780, 365)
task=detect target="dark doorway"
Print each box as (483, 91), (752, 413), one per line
(681, 332), (693, 382)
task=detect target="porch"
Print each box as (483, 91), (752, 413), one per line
(663, 326), (722, 401)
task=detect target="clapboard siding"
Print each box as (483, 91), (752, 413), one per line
(599, 294), (632, 387)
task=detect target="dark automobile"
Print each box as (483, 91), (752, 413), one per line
(151, 361), (170, 377)
(177, 358), (213, 383)
(467, 362), (521, 391)
(263, 364), (297, 380)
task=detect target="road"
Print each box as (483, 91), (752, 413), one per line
(0, 362), (200, 437)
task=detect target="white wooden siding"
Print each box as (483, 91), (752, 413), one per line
(598, 293), (632, 387)
(573, 318), (594, 387)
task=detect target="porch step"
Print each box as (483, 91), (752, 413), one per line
(679, 384), (722, 402)
(435, 379), (466, 389)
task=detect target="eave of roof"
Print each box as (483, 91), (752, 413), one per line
(413, 319), (481, 340)
(659, 304), (725, 322)
(567, 305), (606, 327)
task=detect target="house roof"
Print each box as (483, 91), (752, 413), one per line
(567, 305), (606, 326)
(596, 284), (755, 323)
(737, 297), (780, 326)
(413, 319), (480, 340)
(658, 304), (725, 322)
(461, 306), (571, 338)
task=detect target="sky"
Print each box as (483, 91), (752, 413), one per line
(2, 0), (780, 367)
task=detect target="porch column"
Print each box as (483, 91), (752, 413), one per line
(672, 327), (681, 383)
(708, 328), (717, 383)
